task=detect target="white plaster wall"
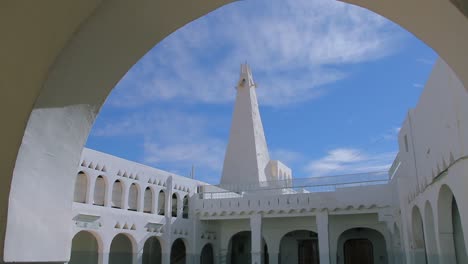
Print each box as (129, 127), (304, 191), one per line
(391, 59), (468, 264)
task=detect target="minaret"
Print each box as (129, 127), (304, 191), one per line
(220, 64), (270, 185)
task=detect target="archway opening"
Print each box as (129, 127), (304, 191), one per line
(144, 187), (153, 213)
(337, 227), (387, 264)
(109, 233), (133, 264)
(93, 175), (106, 206)
(143, 236), (162, 264)
(412, 206), (427, 263)
(170, 238), (187, 264)
(200, 243), (214, 264)
(172, 193), (178, 217)
(128, 183), (139, 211)
(279, 230), (319, 264)
(158, 190), (165, 215)
(438, 184), (468, 263)
(69, 231), (99, 264)
(227, 231), (268, 264)
(111, 180), (123, 208)
(74, 172), (87, 203)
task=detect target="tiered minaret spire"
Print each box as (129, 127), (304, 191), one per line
(220, 64), (270, 185)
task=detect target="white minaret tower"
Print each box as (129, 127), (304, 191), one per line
(220, 64), (270, 185)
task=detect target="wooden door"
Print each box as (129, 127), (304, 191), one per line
(344, 239), (373, 264)
(298, 240), (320, 264)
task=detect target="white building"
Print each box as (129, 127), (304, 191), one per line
(69, 59), (468, 264)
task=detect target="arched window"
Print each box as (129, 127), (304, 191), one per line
(172, 193), (178, 217)
(128, 183), (139, 211)
(74, 172), (88, 203)
(182, 195), (189, 219)
(144, 187), (153, 213)
(158, 190), (165, 215)
(111, 180), (123, 208)
(93, 176), (105, 206)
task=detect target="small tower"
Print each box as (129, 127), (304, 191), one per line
(220, 64), (271, 186)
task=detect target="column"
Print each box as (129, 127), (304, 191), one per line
(317, 211), (330, 264)
(268, 251), (279, 264)
(250, 214), (263, 264)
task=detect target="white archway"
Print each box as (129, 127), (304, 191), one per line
(2, 0), (468, 262)
(438, 184), (468, 263)
(411, 206), (427, 263)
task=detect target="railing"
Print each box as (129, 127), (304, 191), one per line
(198, 171), (389, 199)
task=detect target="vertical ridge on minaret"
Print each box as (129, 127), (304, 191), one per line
(220, 64), (270, 185)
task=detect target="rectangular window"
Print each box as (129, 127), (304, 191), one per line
(404, 134), (409, 152)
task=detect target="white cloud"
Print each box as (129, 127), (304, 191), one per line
(91, 108), (226, 178)
(108, 0), (403, 108)
(270, 149), (304, 165)
(144, 140), (225, 172)
(305, 148), (395, 176)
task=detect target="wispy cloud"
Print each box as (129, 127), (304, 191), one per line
(108, 0), (403, 108)
(305, 148), (395, 176)
(270, 149), (304, 165)
(92, 108), (226, 181)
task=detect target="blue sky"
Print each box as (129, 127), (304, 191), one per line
(86, 0), (437, 184)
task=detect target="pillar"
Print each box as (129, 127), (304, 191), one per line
(250, 214), (263, 264)
(268, 251), (279, 264)
(317, 211), (330, 264)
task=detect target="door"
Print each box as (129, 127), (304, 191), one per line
(344, 239), (373, 264)
(298, 239), (320, 264)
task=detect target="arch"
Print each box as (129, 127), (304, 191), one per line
(279, 230), (319, 264)
(4, 0), (468, 261)
(112, 180), (123, 208)
(93, 175), (106, 206)
(172, 193), (178, 217)
(227, 231), (268, 264)
(171, 238), (186, 264)
(109, 233), (134, 264)
(128, 183), (139, 211)
(143, 236), (162, 264)
(438, 184), (468, 263)
(73, 172), (88, 203)
(411, 205), (427, 263)
(182, 195), (189, 219)
(424, 201), (437, 263)
(158, 190), (165, 215)
(337, 227), (387, 264)
(200, 243), (214, 264)
(144, 187), (153, 213)
(69, 231), (99, 264)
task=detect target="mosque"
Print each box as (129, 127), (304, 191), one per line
(65, 59), (468, 264)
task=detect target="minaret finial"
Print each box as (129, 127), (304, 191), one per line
(238, 63), (256, 88)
